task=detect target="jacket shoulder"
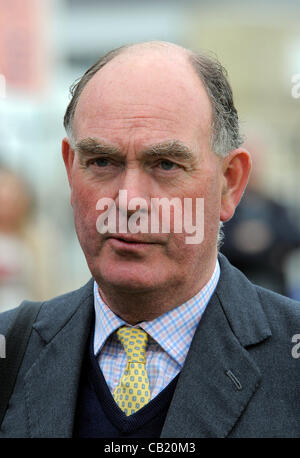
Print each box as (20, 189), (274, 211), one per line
(0, 278), (94, 337)
(0, 306), (22, 336)
(255, 285), (300, 333)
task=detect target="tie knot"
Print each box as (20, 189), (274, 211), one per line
(116, 326), (148, 363)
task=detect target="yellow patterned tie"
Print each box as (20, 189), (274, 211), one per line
(113, 326), (151, 416)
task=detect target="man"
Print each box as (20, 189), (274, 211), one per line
(0, 41), (300, 438)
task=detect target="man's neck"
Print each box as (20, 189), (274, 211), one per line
(96, 257), (218, 324)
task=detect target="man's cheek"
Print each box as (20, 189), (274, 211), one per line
(72, 192), (100, 240)
(76, 206), (99, 237)
(72, 184), (99, 219)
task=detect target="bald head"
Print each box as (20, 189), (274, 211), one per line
(64, 40), (243, 157)
(73, 42), (213, 155)
(112, 40), (189, 56)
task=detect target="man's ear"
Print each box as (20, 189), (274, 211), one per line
(220, 148), (251, 222)
(62, 137), (75, 188)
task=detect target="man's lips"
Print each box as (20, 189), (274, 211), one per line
(106, 234), (160, 244)
(105, 235), (161, 253)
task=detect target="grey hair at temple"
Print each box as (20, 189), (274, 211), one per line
(63, 41), (244, 158)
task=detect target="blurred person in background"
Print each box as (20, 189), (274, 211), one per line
(221, 136), (300, 296)
(0, 166), (53, 311)
(1, 41), (300, 439)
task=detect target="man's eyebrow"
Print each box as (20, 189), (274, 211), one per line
(141, 141), (194, 161)
(74, 137), (194, 161)
(74, 137), (121, 156)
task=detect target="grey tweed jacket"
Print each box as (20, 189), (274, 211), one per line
(0, 254), (300, 438)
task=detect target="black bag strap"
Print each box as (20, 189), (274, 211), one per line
(0, 302), (42, 427)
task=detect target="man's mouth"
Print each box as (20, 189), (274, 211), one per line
(108, 235), (155, 244)
(106, 234), (163, 252)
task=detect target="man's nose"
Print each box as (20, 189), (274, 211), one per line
(115, 167), (151, 214)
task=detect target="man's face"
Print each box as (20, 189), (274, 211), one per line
(64, 49), (227, 301)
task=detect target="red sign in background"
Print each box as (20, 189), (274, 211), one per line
(0, 0), (49, 94)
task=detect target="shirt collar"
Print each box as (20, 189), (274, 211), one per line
(93, 260), (220, 367)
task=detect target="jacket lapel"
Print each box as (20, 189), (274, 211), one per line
(24, 279), (94, 438)
(161, 254), (272, 438)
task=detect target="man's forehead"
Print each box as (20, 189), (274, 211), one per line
(76, 44), (210, 112)
(72, 43), (213, 150)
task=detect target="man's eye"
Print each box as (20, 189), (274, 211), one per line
(93, 157), (111, 167)
(159, 160), (178, 171)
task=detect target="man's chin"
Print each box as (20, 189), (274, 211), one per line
(90, 262), (168, 294)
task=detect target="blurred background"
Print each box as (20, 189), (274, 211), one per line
(0, 0), (300, 311)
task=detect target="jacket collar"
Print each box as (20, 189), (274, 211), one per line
(33, 254), (270, 350)
(216, 253), (271, 347)
(32, 278), (94, 344)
